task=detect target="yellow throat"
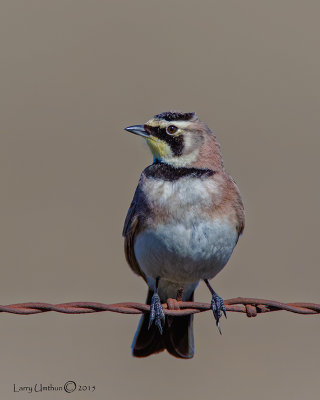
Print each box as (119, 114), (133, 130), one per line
(146, 136), (172, 160)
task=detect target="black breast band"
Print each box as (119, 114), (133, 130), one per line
(144, 163), (215, 181)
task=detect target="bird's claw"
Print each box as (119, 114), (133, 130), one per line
(211, 293), (227, 334)
(148, 293), (165, 334)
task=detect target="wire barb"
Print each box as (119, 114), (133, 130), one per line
(0, 297), (320, 317)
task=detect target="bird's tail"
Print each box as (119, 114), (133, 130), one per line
(132, 289), (194, 359)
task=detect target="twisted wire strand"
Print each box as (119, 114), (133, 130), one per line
(1, 298), (320, 317)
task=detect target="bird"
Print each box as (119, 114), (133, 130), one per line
(123, 111), (244, 359)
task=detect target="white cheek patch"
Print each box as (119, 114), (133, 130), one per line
(163, 148), (199, 167)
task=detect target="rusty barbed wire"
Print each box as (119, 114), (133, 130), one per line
(0, 298), (320, 317)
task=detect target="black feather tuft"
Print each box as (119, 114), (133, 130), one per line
(154, 111), (196, 122)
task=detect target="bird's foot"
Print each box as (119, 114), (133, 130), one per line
(211, 292), (227, 334)
(148, 293), (165, 334)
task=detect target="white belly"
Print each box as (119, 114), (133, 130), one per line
(134, 217), (238, 285)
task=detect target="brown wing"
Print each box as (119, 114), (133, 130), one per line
(230, 177), (245, 237)
(122, 181), (149, 282)
(226, 174), (245, 238)
(213, 172), (245, 240)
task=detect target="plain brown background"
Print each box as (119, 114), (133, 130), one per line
(0, 1), (319, 399)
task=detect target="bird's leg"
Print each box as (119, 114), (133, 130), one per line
(176, 287), (184, 302)
(204, 279), (227, 335)
(148, 277), (165, 334)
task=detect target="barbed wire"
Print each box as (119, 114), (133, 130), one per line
(0, 297), (320, 317)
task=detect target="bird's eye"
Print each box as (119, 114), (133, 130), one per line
(166, 125), (178, 135)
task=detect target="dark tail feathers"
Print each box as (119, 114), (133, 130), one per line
(132, 290), (194, 359)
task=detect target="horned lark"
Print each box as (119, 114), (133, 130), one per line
(123, 111), (244, 359)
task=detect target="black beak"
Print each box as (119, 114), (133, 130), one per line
(124, 124), (149, 138)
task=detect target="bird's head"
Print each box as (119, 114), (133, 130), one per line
(125, 111), (223, 169)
